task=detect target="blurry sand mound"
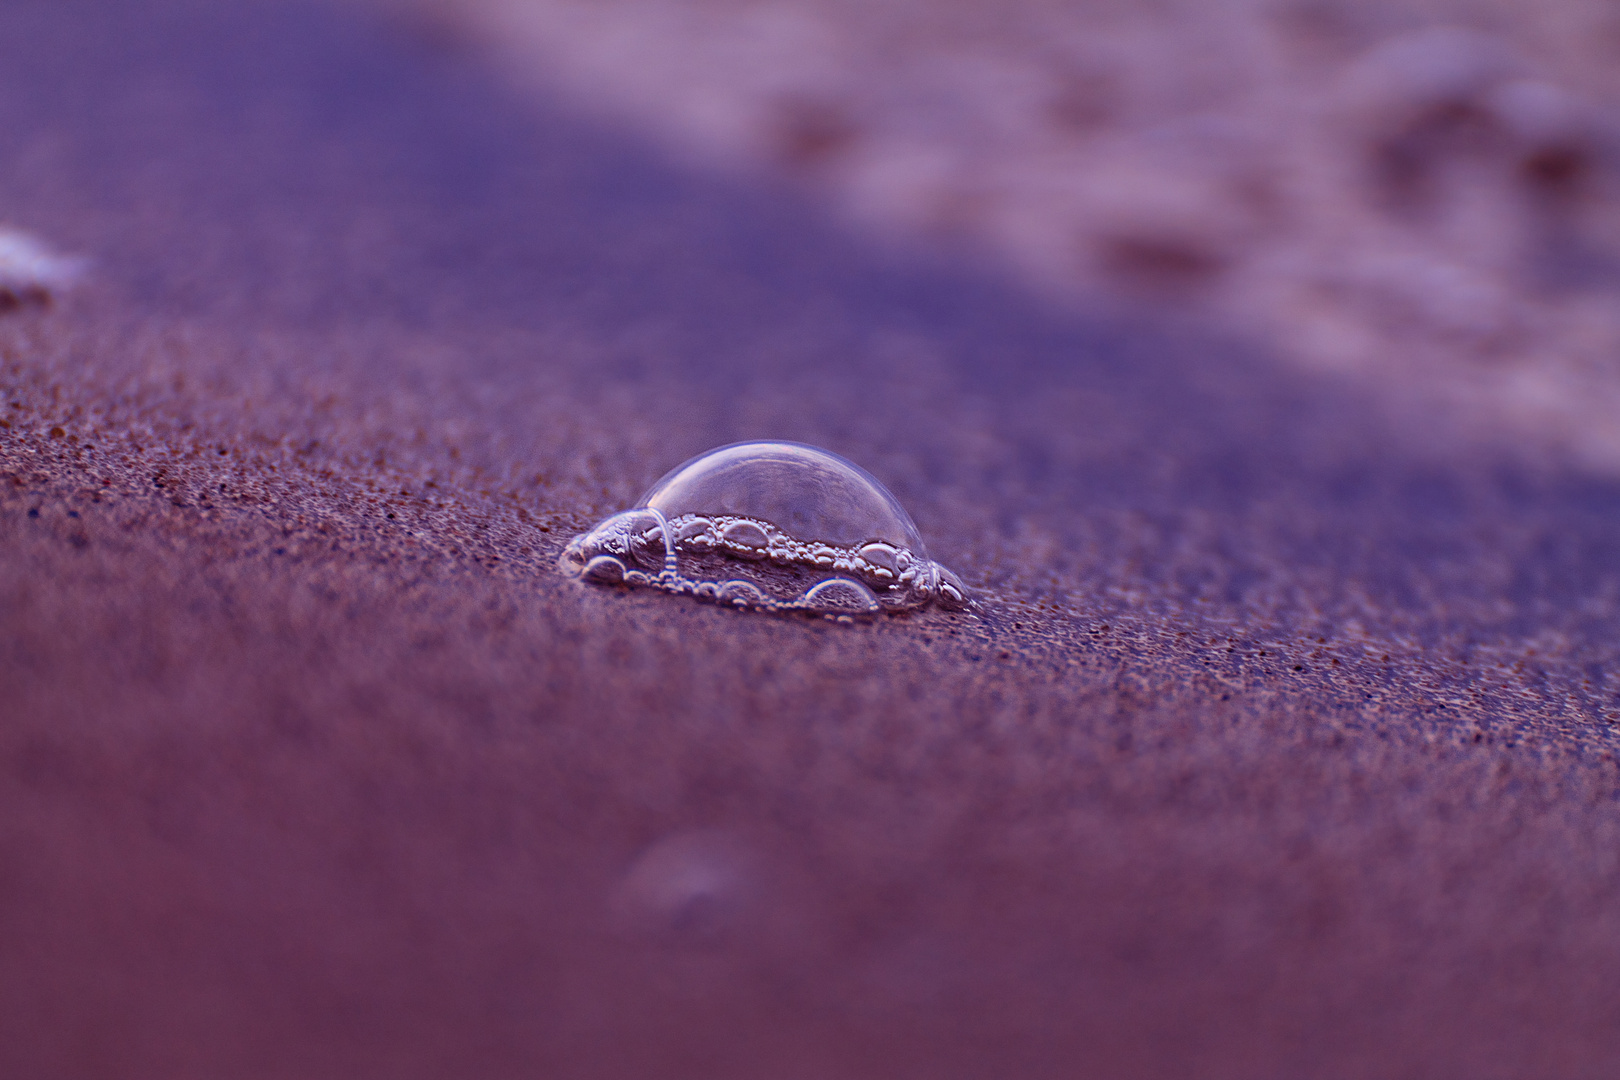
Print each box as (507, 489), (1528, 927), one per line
(390, 0), (1620, 467)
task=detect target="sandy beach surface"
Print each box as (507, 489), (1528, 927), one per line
(3, 1), (1620, 1077)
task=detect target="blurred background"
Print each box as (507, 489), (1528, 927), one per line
(383, 0), (1620, 465)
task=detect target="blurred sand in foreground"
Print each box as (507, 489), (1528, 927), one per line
(391, 0), (1620, 467)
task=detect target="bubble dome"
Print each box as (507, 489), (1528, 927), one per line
(560, 441), (969, 616)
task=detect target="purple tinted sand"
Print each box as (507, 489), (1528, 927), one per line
(1, 2), (1619, 1078)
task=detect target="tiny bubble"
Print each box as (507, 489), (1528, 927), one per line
(609, 829), (818, 960)
(803, 577), (881, 615)
(613, 830), (761, 948)
(583, 554), (627, 584)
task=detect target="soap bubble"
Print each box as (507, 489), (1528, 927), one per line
(560, 441), (968, 616)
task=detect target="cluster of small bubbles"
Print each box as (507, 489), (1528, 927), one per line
(560, 441), (969, 618)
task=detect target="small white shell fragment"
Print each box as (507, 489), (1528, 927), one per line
(0, 226), (88, 306)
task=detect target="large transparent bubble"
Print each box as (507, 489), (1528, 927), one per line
(560, 441), (969, 617)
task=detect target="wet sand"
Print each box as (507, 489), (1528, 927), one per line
(3, 1), (1620, 1077)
